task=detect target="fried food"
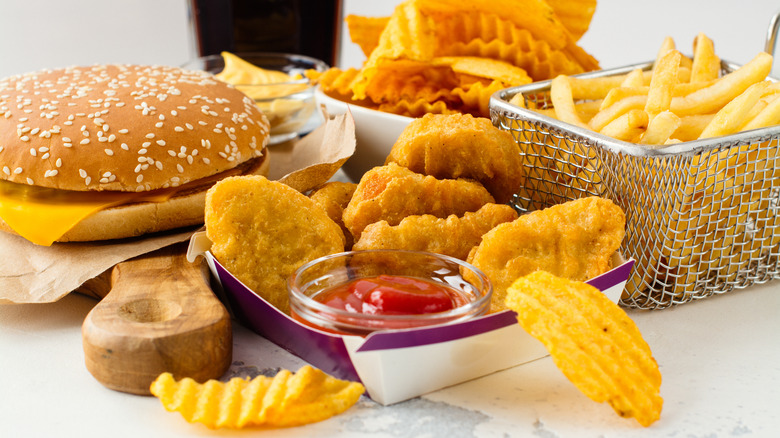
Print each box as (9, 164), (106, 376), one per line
(353, 203), (518, 260)
(309, 181), (358, 249)
(385, 113), (525, 203)
(467, 197), (625, 312)
(505, 271), (663, 427)
(313, 0), (599, 118)
(205, 176), (344, 313)
(343, 163), (495, 239)
(150, 365), (365, 429)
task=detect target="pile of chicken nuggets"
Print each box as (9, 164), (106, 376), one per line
(203, 112), (663, 427)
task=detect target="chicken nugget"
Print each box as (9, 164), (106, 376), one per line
(309, 181), (358, 249)
(468, 197), (625, 312)
(343, 163), (495, 239)
(205, 176), (344, 313)
(385, 113), (525, 203)
(353, 203), (518, 260)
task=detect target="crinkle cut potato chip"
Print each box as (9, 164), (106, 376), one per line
(204, 176), (345, 314)
(467, 196), (625, 312)
(505, 271), (663, 427)
(315, 0), (600, 118)
(150, 365), (365, 429)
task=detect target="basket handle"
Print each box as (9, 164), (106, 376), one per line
(766, 11), (780, 57)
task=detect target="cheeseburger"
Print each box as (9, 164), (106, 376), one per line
(0, 64), (270, 246)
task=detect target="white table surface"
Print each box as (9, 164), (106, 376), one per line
(2, 1), (780, 437)
(2, 278), (779, 437)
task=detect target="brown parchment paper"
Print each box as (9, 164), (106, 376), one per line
(0, 112), (355, 304)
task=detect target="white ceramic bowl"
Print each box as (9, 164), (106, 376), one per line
(315, 89), (413, 181)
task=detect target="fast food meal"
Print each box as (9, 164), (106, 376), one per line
(150, 365), (364, 429)
(312, 0), (599, 118)
(385, 113), (525, 203)
(0, 64), (270, 246)
(467, 196), (625, 312)
(353, 203), (518, 260)
(204, 175), (344, 314)
(342, 162), (495, 239)
(505, 270), (663, 427)
(526, 34), (777, 145)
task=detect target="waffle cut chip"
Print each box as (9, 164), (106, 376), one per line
(505, 271), (663, 427)
(150, 365), (365, 429)
(345, 15), (390, 57)
(545, 0), (597, 41)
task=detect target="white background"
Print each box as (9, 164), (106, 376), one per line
(0, 1), (778, 78)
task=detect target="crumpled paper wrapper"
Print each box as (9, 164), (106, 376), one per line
(0, 112), (356, 304)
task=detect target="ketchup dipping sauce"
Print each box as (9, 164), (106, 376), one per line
(288, 250), (492, 336)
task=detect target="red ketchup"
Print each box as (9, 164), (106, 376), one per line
(314, 275), (469, 315)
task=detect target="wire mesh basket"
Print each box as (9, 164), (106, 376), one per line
(490, 16), (780, 309)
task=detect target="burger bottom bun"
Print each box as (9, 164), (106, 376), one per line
(0, 150), (270, 244)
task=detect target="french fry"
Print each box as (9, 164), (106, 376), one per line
(599, 109), (648, 142)
(551, 75), (588, 128)
(699, 80), (770, 139)
(654, 36), (676, 64)
(645, 50), (681, 120)
(671, 52), (773, 116)
(741, 94), (780, 131)
(569, 72), (652, 100)
(671, 114), (715, 141)
(690, 33), (720, 83)
(601, 86), (649, 110)
(640, 110), (681, 145)
(589, 95), (647, 131)
(621, 68), (646, 88)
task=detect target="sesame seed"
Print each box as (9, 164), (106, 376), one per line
(145, 133), (154, 139)
(62, 137), (71, 143)
(134, 164), (142, 173)
(21, 136), (30, 142)
(63, 143), (72, 148)
(156, 140), (165, 146)
(174, 126), (184, 132)
(29, 148), (36, 157)
(136, 174), (143, 183)
(177, 164), (184, 173)
(202, 157), (211, 164)
(2, 167), (9, 175)
(55, 158), (62, 167)
(155, 122), (163, 128)
(38, 147), (49, 153)
(142, 142), (151, 148)
(41, 152), (49, 160)
(13, 167), (22, 174)
(185, 123), (193, 130)
(138, 148), (148, 155)
(79, 169), (87, 178)
(80, 139), (90, 145)
(104, 149), (114, 156)
(45, 169), (58, 177)
(85, 176), (91, 185)
(155, 161), (163, 170)
(27, 177), (34, 184)
(118, 129), (129, 134)
(108, 134), (116, 142)
(120, 143), (129, 150)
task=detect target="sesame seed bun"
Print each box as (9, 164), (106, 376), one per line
(0, 64), (271, 243)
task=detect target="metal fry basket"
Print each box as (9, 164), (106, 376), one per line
(490, 14), (780, 309)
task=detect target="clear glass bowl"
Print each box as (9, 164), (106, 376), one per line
(288, 250), (493, 336)
(183, 52), (329, 144)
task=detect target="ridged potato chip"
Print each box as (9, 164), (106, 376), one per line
(205, 176), (345, 314)
(545, 0), (597, 41)
(345, 15), (390, 57)
(505, 271), (663, 427)
(150, 365), (365, 429)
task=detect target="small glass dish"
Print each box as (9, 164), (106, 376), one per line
(288, 250), (493, 336)
(183, 52), (329, 144)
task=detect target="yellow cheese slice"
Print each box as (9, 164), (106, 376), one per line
(0, 180), (176, 246)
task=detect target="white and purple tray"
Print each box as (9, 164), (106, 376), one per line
(188, 231), (634, 405)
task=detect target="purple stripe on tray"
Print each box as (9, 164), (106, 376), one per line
(356, 310), (519, 352)
(586, 260), (634, 292)
(213, 260), (362, 383)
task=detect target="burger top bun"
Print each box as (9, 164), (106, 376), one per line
(0, 64), (269, 192)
